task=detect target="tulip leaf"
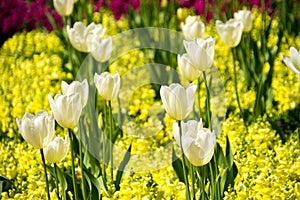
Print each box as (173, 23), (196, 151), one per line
(83, 168), (102, 199)
(216, 142), (226, 168)
(56, 165), (68, 200)
(225, 135), (233, 167)
(0, 175), (12, 198)
(115, 143), (132, 191)
(171, 145), (185, 183)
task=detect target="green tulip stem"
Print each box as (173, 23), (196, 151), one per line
(108, 100), (114, 181)
(202, 72), (211, 129)
(54, 163), (61, 200)
(178, 120), (191, 200)
(79, 134), (87, 200)
(197, 78), (203, 120)
(190, 164), (196, 200)
(40, 149), (51, 200)
(68, 129), (79, 200)
(231, 48), (248, 133)
(197, 167), (207, 200)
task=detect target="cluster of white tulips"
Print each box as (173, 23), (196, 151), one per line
(163, 9), (253, 199)
(16, 68), (120, 199)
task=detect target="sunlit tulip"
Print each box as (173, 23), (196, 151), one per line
(234, 10), (253, 32)
(181, 15), (205, 41)
(94, 72), (121, 101)
(216, 19), (244, 47)
(160, 83), (197, 120)
(48, 93), (83, 129)
(53, 0), (74, 16)
(177, 53), (201, 81)
(61, 79), (89, 107)
(183, 36), (215, 71)
(282, 47), (300, 74)
(67, 22), (106, 52)
(44, 136), (69, 163)
(16, 111), (55, 149)
(173, 120), (216, 166)
(88, 37), (113, 62)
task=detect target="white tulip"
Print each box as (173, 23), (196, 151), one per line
(88, 37), (113, 62)
(216, 19), (244, 48)
(173, 120), (216, 166)
(53, 0), (74, 16)
(181, 15), (205, 41)
(282, 47), (300, 74)
(67, 22), (106, 52)
(48, 93), (83, 129)
(234, 10), (253, 32)
(160, 83), (197, 120)
(44, 136), (69, 163)
(177, 53), (201, 81)
(183, 36), (215, 71)
(16, 111), (55, 149)
(61, 79), (89, 107)
(94, 72), (121, 101)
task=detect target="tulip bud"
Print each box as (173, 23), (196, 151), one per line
(53, 0), (75, 17)
(216, 19), (244, 48)
(88, 37), (113, 62)
(94, 72), (121, 101)
(16, 111), (55, 149)
(48, 93), (83, 129)
(61, 79), (89, 107)
(234, 10), (253, 32)
(181, 15), (205, 41)
(177, 54), (201, 81)
(67, 22), (106, 52)
(183, 36), (215, 71)
(160, 83), (197, 120)
(282, 47), (300, 74)
(44, 136), (69, 163)
(173, 120), (216, 166)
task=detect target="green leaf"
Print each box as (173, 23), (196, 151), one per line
(297, 128), (300, 149)
(216, 142), (226, 168)
(56, 166), (68, 200)
(225, 135), (233, 167)
(83, 168), (102, 199)
(171, 145), (185, 183)
(115, 143), (132, 191)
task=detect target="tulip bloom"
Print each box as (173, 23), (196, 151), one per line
(67, 22), (106, 52)
(53, 0), (74, 16)
(88, 37), (113, 62)
(61, 79), (89, 107)
(44, 136), (69, 163)
(16, 111), (55, 149)
(234, 10), (253, 32)
(160, 83), (197, 120)
(181, 15), (205, 41)
(282, 47), (300, 74)
(216, 19), (244, 48)
(177, 53), (201, 81)
(94, 72), (121, 101)
(48, 93), (83, 129)
(173, 120), (216, 166)
(183, 36), (215, 71)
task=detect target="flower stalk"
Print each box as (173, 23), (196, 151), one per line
(40, 149), (51, 200)
(178, 120), (191, 200)
(68, 129), (79, 200)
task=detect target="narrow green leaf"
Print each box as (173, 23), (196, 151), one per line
(297, 128), (300, 149)
(171, 145), (185, 183)
(115, 143), (132, 191)
(56, 166), (68, 200)
(225, 135), (233, 167)
(216, 143), (226, 168)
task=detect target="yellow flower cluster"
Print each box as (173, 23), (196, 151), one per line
(222, 114), (300, 199)
(0, 31), (72, 138)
